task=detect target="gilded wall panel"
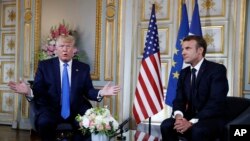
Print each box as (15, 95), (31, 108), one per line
(1, 32), (15, 56)
(141, 0), (171, 21)
(0, 61), (15, 84)
(1, 3), (16, 28)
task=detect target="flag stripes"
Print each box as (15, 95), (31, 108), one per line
(134, 131), (161, 141)
(133, 4), (163, 124)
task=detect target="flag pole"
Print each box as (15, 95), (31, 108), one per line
(149, 117), (151, 135)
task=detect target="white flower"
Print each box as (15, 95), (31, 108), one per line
(49, 40), (56, 45)
(81, 116), (90, 128)
(76, 107), (119, 137)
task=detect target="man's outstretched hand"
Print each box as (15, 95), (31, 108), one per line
(100, 82), (121, 96)
(8, 81), (31, 96)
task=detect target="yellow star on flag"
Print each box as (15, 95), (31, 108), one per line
(173, 47), (179, 55)
(172, 60), (177, 67)
(172, 71), (180, 79)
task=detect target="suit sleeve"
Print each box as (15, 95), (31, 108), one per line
(172, 69), (188, 114)
(80, 64), (100, 101)
(32, 61), (48, 98)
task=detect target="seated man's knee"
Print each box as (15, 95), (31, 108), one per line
(161, 118), (175, 132)
(36, 115), (57, 131)
(191, 126), (209, 140)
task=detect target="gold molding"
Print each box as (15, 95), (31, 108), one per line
(116, 0), (122, 121)
(21, 96), (29, 118)
(104, 21), (114, 81)
(92, 0), (102, 80)
(239, 0), (246, 96)
(34, 0), (102, 80)
(24, 10), (32, 23)
(106, 4), (116, 21)
(34, 0), (41, 77)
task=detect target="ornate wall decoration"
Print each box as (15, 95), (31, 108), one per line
(142, 0), (170, 21)
(1, 32), (15, 56)
(197, 0), (226, 18)
(202, 25), (225, 55)
(0, 61), (15, 84)
(0, 90), (14, 124)
(1, 3), (16, 28)
(0, 92), (14, 113)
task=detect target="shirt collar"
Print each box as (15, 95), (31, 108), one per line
(191, 58), (204, 72)
(59, 59), (72, 67)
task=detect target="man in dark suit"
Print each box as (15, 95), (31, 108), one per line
(8, 35), (120, 141)
(161, 35), (229, 141)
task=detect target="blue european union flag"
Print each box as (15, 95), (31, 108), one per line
(189, 0), (202, 36)
(165, 2), (189, 106)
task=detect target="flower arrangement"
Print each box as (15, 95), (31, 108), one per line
(39, 20), (78, 60)
(76, 106), (119, 137)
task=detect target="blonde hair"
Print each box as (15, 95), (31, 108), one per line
(56, 35), (75, 46)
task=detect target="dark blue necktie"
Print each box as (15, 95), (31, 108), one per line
(61, 63), (70, 119)
(191, 68), (197, 93)
(191, 68), (197, 111)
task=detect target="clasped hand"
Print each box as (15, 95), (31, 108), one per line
(173, 117), (192, 134)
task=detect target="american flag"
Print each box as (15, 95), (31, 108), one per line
(134, 131), (161, 141)
(133, 4), (163, 124)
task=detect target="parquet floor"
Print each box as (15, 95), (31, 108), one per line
(0, 125), (41, 141)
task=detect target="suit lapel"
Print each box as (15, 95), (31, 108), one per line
(196, 59), (207, 88)
(70, 60), (79, 103)
(53, 58), (61, 97)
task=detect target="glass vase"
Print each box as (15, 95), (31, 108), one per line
(91, 133), (109, 141)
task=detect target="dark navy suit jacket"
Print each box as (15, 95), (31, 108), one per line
(172, 59), (229, 120)
(32, 57), (100, 117)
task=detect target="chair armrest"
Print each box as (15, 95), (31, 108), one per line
(227, 106), (250, 125)
(222, 106), (250, 141)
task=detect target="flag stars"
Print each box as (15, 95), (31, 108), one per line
(172, 61), (177, 67)
(173, 48), (179, 55)
(180, 38), (184, 45)
(173, 71), (180, 79)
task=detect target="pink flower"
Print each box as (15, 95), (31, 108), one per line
(58, 24), (69, 36)
(40, 21), (79, 60)
(105, 124), (111, 130)
(50, 29), (60, 39)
